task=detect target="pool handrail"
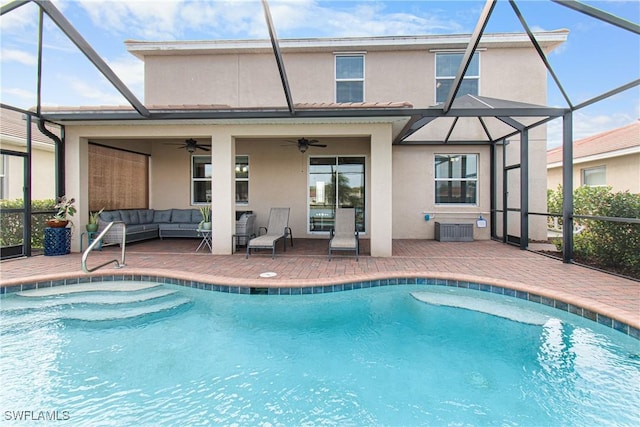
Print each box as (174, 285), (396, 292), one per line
(81, 221), (127, 273)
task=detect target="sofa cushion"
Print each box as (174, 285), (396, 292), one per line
(126, 224), (146, 233)
(100, 210), (121, 222)
(153, 209), (172, 223)
(138, 209), (155, 224)
(171, 209), (192, 223)
(192, 209), (204, 223)
(119, 210), (140, 225)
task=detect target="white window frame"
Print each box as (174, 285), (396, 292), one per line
(235, 155), (249, 205)
(191, 155), (212, 205)
(434, 154), (479, 205)
(434, 51), (480, 104)
(581, 165), (606, 187)
(192, 155), (250, 205)
(307, 154), (367, 234)
(0, 154), (6, 199)
(335, 54), (365, 103)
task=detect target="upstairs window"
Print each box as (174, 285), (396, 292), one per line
(435, 154), (478, 204)
(335, 55), (364, 103)
(435, 52), (479, 103)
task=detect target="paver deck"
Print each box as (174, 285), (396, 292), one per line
(1, 239), (638, 331)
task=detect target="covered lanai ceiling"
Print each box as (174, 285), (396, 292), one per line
(1, 0), (638, 146)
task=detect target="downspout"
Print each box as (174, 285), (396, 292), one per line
(37, 119), (65, 197)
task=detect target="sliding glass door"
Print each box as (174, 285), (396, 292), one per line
(308, 156), (365, 233)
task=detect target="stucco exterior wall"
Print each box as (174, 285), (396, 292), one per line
(548, 153), (640, 194)
(144, 44), (549, 110)
(1, 143), (55, 201)
(392, 144), (492, 240)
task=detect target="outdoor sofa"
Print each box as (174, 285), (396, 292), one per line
(97, 208), (203, 245)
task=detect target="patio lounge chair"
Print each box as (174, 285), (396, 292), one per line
(328, 208), (359, 261)
(246, 208), (293, 258)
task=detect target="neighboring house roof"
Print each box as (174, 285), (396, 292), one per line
(0, 108), (59, 149)
(547, 120), (640, 167)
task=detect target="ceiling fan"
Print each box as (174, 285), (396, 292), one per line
(165, 138), (210, 153)
(284, 137), (327, 153)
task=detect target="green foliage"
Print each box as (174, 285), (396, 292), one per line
(0, 199), (56, 249)
(89, 208), (104, 224)
(547, 186), (640, 276)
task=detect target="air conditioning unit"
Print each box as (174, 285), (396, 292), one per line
(435, 222), (474, 242)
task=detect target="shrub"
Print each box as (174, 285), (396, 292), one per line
(0, 199), (56, 249)
(548, 186), (640, 276)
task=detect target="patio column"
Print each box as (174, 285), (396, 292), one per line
(210, 129), (235, 255)
(370, 125), (393, 257)
(62, 130), (89, 252)
(562, 112), (573, 263)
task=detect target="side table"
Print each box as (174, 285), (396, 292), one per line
(44, 227), (71, 256)
(196, 229), (212, 253)
(80, 231), (103, 252)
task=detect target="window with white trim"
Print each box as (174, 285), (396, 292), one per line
(235, 155), (249, 204)
(335, 55), (364, 103)
(581, 165), (606, 187)
(192, 156), (212, 204)
(435, 154), (478, 204)
(435, 52), (479, 103)
(308, 156), (365, 233)
(192, 155), (250, 204)
(0, 155), (6, 199)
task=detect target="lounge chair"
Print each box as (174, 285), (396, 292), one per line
(328, 208), (359, 261)
(246, 208), (293, 258)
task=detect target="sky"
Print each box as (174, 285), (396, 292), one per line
(1, 0), (638, 148)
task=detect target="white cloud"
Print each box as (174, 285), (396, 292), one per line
(547, 111), (636, 149)
(108, 55), (145, 96)
(72, 0), (464, 41)
(0, 48), (37, 65)
(2, 87), (36, 101)
(67, 78), (129, 105)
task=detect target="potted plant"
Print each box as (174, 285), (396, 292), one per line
(46, 195), (76, 228)
(199, 205), (212, 230)
(86, 208), (104, 232)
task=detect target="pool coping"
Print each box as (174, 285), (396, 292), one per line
(1, 269), (638, 340)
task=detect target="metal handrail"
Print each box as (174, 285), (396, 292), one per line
(81, 221), (127, 273)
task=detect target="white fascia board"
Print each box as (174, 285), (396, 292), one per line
(547, 146), (640, 169)
(125, 30), (569, 58)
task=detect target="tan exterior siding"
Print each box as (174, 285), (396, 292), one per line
(548, 153), (640, 194)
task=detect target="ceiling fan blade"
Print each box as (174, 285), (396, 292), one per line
(198, 146), (211, 151)
(310, 143), (327, 147)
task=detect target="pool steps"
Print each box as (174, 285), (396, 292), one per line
(2, 282), (191, 323)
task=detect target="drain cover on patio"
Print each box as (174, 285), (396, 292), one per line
(259, 272), (277, 278)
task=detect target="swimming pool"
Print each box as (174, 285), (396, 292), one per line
(1, 282), (639, 425)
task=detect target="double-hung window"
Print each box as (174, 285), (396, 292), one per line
(435, 52), (479, 103)
(192, 156), (212, 204)
(192, 155), (250, 204)
(335, 55), (364, 103)
(435, 154), (478, 204)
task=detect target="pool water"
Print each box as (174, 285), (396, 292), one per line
(1, 282), (639, 426)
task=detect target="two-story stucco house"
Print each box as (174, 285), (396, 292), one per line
(49, 30), (567, 256)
